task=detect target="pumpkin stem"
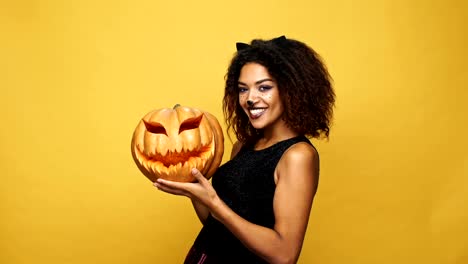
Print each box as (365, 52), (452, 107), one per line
(173, 104), (181, 109)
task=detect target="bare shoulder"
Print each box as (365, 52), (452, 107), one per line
(230, 141), (244, 159)
(275, 142), (319, 185)
(281, 142), (319, 166)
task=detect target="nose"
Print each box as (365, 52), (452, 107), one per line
(245, 89), (258, 107)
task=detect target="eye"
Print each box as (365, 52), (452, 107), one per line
(143, 120), (167, 136)
(179, 114), (204, 134)
(259, 85), (273, 92)
(238, 86), (248, 93)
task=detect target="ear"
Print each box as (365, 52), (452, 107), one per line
(272, 35), (288, 45)
(236, 42), (250, 51)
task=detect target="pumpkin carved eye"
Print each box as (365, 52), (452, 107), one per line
(179, 114), (203, 134)
(143, 120), (167, 136)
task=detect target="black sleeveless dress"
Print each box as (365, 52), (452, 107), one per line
(184, 135), (313, 264)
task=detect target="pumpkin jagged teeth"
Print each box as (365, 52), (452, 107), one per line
(205, 133), (214, 148)
(151, 162), (159, 176)
(169, 163), (182, 179)
(182, 144), (189, 153)
(202, 148), (212, 159)
(198, 122), (209, 148)
(181, 161), (189, 180)
(188, 132), (200, 152)
(201, 157), (207, 168)
(141, 159), (148, 171)
(142, 148), (150, 158)
(199, 156), (204, 166)
(174, 140), (183, 154)
(153, 161), (162, 175)
(198, 157), (206, 173)
(187, 160), (195, 179)
(162, 163), (169, 175)
(185, 138), (197, 153)
(166, 164), (173, 177)
(146, 160), (154, 173)
(192, 157), (199, 172)
(176, 163), (183, 174)
(200, 151), (207, 161)
(136, 143), (143, 154)
(166, 166), (174, 181)
(147, 160), (154, 172)
(157, 139), (168, 156)
(188, 157), (197, 166)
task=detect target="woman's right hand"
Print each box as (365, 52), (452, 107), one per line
(154, 168), (221, 223)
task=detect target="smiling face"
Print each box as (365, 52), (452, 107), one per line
(238, 63), (286, 132)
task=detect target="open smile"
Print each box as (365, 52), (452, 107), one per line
(248, 108), (266, 119)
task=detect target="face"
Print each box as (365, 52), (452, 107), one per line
(238, 63), (285, 131)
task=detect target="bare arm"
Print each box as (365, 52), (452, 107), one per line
(190, 141), (243, 224)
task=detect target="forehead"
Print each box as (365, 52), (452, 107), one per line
(238, 63), (274, 82)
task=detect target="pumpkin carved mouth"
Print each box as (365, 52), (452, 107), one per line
(135, 143), (214, 171)
(142, 145), (213, 167)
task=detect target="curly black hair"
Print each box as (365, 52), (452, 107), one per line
(223, 36), (335, 144)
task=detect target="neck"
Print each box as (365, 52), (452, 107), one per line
(256, 124), (299, 149)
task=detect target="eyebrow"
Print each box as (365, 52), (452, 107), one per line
(238, 78), (274, 86)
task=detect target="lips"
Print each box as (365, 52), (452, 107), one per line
(248, 108), (266, 119)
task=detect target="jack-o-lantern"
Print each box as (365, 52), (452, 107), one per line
(131, 104), (224, 182)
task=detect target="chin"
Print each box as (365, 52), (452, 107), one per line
(250, 121), (267, 130)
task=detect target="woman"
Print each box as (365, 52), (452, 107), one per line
(154, 36), (335, 264)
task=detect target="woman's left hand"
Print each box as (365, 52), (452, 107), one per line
(153, 168), (219, 209)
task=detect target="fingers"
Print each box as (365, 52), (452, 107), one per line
(154, 179), (189, 197)
(191, 168), (208, 185)
(153, 168), (209, 198)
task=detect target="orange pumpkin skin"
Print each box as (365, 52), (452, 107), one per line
(131, 104), (224, 182)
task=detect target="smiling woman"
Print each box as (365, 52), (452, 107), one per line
(154, 36), (335, 264)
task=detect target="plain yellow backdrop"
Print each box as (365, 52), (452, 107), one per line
(1, 0), (467, 263)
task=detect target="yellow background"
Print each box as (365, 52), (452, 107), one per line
(1, 0), (467, 263)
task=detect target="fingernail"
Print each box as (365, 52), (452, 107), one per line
(191, 168), (198, 174)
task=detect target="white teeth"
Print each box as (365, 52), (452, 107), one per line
(249, 108), (265, 115)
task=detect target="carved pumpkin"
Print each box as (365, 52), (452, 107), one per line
(131, 104), (224, 182)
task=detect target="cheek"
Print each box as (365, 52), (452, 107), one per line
(260, 91), (274, 101)
(239, 94), (247, 104)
